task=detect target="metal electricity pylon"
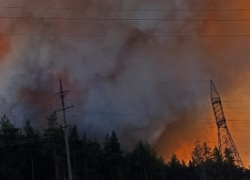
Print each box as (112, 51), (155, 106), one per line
(210, 80), (243, 167)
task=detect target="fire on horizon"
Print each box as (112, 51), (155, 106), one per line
(0, 0), (250, 165)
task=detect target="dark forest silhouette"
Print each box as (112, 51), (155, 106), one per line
(0, 114), (249, 180)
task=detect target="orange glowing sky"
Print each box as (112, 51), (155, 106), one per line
(155, 86), (250, 166)
(154, 1), (250, 166)
(1, 0), (250, 167)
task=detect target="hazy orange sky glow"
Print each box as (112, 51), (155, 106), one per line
(1, 0), (250, 166)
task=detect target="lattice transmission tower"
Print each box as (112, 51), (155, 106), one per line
(210, 80), (243, 167)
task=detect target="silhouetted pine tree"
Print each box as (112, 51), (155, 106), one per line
(0, 114), (249, 180)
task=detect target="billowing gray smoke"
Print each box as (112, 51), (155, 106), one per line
(1, 0), (250, 160)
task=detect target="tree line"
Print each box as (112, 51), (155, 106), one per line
(0, 114), (249, 180)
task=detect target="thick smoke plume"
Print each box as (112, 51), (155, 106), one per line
(1, 0), (250, 162)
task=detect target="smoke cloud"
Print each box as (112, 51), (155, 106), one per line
(1, 0), (250, 162)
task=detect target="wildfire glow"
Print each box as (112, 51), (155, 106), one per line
(0, 35), (10, 60)
(1, 0), (250, 167)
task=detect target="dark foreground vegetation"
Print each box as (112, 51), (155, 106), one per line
(0, 114), (249, 180)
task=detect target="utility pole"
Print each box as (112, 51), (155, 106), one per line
(55, 79), (74, 180)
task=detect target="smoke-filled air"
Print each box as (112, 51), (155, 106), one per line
(1, 0), (250, 164)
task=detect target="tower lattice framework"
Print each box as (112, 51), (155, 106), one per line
(210, 80), (243, 167)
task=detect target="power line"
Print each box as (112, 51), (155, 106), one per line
(0, 137), (52, 147)
(1, 5), (250, 12)
(2, 16), (250, 22)
(49, 80), (250, 84)
(9, 109), (250, 121)
(3, 32), (250, 38)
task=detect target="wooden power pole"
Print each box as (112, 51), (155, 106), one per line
(55, 79), (74, 180)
